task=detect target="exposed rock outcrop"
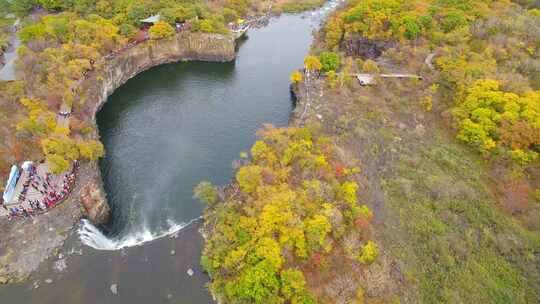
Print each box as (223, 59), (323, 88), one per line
(80, 181), (108, 224)
(342, 34), (393, 59)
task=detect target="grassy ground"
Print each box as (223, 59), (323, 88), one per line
(0, 17), (14, 27)
(295, 73), (540, 303)
(384, 133), (539, 303)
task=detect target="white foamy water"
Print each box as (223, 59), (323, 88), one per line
(78, 218), (201, 250)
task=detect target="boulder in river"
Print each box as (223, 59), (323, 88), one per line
(54, 259), (67, 272)
(110, 283), (118, 295)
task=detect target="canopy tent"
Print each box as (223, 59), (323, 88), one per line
(22, 161), (33, 171)
(140, 15), (161, 24)
(3, 165), (20, 203)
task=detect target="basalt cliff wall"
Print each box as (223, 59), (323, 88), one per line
(0, 32), (237, 283)
(90, 32), (237, 119)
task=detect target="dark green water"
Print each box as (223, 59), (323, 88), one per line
(0, 5), (339, 302)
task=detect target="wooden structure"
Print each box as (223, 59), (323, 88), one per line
(355, 73), (423, 86)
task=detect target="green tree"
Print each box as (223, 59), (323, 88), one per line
(39, 0), (65, 10)
(281, 269), (314, 303)
(319, 51), (341, 72)
(77, 140), (104, 160)
(453, 79), (540, 162)
(400, 15), (422, 39)
(225, 260), (282, 303)
(0, 0), (11, 13)
(236, 165), (263, 194)
(324, 15), (343, 50)
(148, 21), (175, 40)
(119, 23), (137, 38)
(46, 153), (70, 173)
(441, 11), (468, 33)
(10, 0), (37, 16)
(161, 5), (198, 23)
(305, 214), (331, 251)
(194, 181), (219, 206)
(41, 136), (80, 161)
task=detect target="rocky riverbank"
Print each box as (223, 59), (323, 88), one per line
(0, 31), (237, 283)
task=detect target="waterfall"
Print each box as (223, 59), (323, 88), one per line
(78, 218), (201, 251)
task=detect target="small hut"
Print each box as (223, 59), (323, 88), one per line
(140, 14), (161, 30)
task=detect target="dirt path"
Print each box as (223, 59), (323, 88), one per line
(0, 19), (20, 81)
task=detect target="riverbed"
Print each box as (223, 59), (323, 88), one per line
(0, 4), (339, 302)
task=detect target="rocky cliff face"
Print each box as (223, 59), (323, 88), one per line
(0, 32), (237, 283)
(92, 32), (236, 119)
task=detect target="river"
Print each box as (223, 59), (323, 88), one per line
(0, 3), (340, 302)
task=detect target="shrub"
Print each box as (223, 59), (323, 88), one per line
(339, 181), (359, 205)
(326, 70), (338, 88)
(290, 70), (303, 84)
(440, 11), (468, 33)
(304, 55), (322, 73)
(501, 182), (530, 214)
(358, 241), (378, 264)
(362, 59), (380, 73)
(225, 0), (249, 15)
(223, 7), (239, 23)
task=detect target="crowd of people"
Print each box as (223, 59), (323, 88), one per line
(2, 163), (77, 220)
